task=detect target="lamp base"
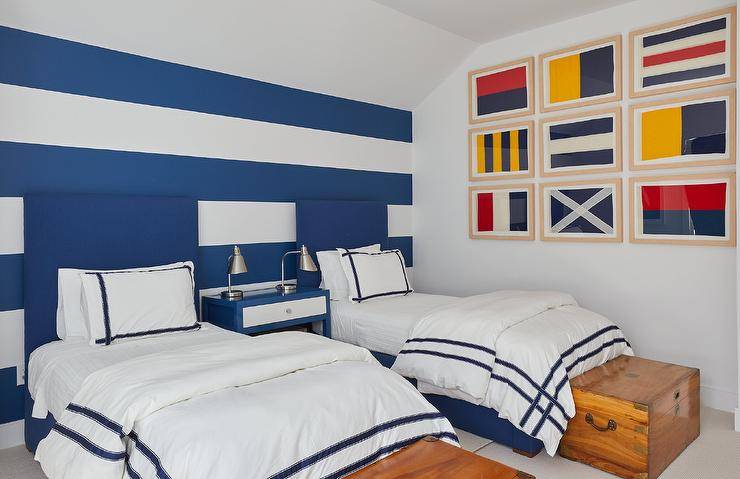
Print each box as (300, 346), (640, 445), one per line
(220, 289), (244, 300)
(275, 283), (297, 294)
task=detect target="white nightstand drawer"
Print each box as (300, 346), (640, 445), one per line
(242, 296), (326, 328)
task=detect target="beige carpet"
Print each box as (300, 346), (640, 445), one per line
(1, 407), (738, 478)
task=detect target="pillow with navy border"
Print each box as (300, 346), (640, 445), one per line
(338, 249), (412, 302)
(79, 262), (199, 346)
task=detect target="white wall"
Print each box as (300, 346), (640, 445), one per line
(413, 0), (738, 412)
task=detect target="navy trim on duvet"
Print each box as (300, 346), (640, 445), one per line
(405, 337), (496, 356)
(268, 412), (454, 479)
(341, 249), (412, 303)
(87, 265), (198, 345)
(398, 349), (493, 373)
(51, 423), (126, 461)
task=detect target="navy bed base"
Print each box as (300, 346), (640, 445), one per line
(23, 194), (199, 451)
(295, 199), (544, 457)
(371, 351), (544, 456)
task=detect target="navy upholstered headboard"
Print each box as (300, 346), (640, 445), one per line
(295, 200), (388, 288)
(23, 194), (199, 361)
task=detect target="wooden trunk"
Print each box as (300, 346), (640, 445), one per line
(559, 356), (700, 479)
(347, 436), (535, 478)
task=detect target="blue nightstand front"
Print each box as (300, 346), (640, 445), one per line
(202, 287), (331, 337)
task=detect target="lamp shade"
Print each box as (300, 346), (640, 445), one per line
(227, 245), (248, 274)
(298, 244), (317, 272)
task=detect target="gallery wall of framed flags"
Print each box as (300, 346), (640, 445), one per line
(467, 5), (737, 247)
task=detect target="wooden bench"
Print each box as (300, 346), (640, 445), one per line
(347, 436), (535, 478)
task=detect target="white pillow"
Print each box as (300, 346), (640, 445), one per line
(338, 249), (412, 302)
(317, 244), (380, 301)
(79, 264), (199, 346)
(56, 261), (190, 340)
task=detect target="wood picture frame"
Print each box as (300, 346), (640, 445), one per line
(629, 6), (736, 98)
(629, 172), (736, 246)
(539, 35), (622, 113)
(540, 178), (622, 243)
(468, 57), (534, 124)
(469, 120), (534, 181)
(629, 89), (735, 171)
(469, 184), (535, 240)
(539, 106), (622, 178)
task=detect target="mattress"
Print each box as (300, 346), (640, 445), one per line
(330, 293), (458, 355)
(27, 324), (243, 419)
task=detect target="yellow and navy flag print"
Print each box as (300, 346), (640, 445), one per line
(548, 45), (614, 105)
(640, 99), (726, 162)
(475, 128), (528, 175)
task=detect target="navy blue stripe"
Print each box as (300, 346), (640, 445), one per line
(490, 373), (566, 435)
(66, 403), (124, 436)
(398, 349), (492, 372)
(494, 359), (568, 420)
(268, 412), (449, 479)
(387, 236), (413, 267)
(128, 431), (172, 479)
(565, 338), (629, 373)
(0, 367), (23, 423)
(0, 142), (412, 205)
(643, 210), (725, 236)
(643, 17), (726, 47)
(0, 26), (411, 142)
(549, 117), (613, 140)
(550, 149), (614, 168)
(52, 423), (126, 461)
(353, 290), (413, 302)
(0, 254), (23, 311)
(642, 64), (726, 88)
(529, 374), (571, 437)
(323, 431), (459, 479)
(126, 460), (143, 479)
(405, 338), (496, 356)
(94, 324), (202, 345)
(477, 88), (528, 116)
(94, 273), (113, 345)
(579, 45), (614, 98)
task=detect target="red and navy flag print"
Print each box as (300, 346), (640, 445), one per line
(476, 191), (528, 232)
(476, 66), (528, 116)
(637, 11), (732, 92)
(641, 183), (726, 236)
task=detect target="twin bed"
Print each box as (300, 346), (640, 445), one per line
(23, 194), (631, 478)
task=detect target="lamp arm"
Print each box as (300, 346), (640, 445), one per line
(280, 250), (301, 288)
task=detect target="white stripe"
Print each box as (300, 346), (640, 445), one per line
(548, 133), (613, 155)
(0, 420), (23, 449)
(640, 52), (727, 77)
(0, 309), (24, 386)
(493, 192), (510, 232)
(388, 205), (412, 237)
(198, 201), (295, 246)
(641, 29), (726, 56)
(0, 198), (23, 255)
(0, 84), (412, 174)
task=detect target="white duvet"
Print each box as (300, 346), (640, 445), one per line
(392, 290), (632, 455)
(35, 332), (456, 479)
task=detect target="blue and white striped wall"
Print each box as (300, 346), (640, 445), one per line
(0, 26), (413, 446)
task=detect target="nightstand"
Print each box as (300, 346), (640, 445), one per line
(202, 287), (331, 337)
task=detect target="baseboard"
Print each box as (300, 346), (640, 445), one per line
(0, 420), (24, 450)
(701, 385), (738, 412)
(735, 408), (740, 432)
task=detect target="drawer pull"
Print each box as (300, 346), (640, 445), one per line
(585, 413), (617, 432)
(674, 390), (680, 401)
(285, 308), (292, 314)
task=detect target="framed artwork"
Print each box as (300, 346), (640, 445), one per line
(629, 89), (735, 170)
(469, 120), (534, 181)
(630, 173), (735, 246)
(539, 35), (622, 112)
(539, 107), (622, 177)
(629, 7), (736, 98)
(469, 184), (534, 240)
(540, 179), (622, 243)
(468, 57), (534, 124)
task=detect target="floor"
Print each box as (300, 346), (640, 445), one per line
(1, 407), (738, 478)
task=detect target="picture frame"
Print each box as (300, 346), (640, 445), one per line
(539, 35), (622, 112)
(629, 89), (735, 170)
(468, 57), (534, 124)
(539, 106), (622, 177)
(629, 172), (736, 246)
(469, 120), (534, 181)
(469, 184), (534, 240)
(540, 178), (622, 243)
(629, 6), (736, 98)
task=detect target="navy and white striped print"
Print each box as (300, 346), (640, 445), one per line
(0, 24), (413, 437)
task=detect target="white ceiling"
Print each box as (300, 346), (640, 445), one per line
(0, 0), (475, 110)
(373, 0), (635, 43)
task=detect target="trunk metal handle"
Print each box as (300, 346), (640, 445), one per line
(585, 413), (617, 432)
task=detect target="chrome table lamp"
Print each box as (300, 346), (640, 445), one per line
(276, 244), (317, 293)
(221, 245), (248, 300)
